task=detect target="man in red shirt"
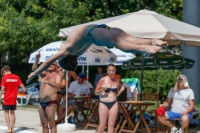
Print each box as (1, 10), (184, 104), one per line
(0, 65), (27, 133)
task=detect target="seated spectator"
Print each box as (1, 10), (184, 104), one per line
(55, 93), (75, 125)
(68, 73), (93, 113)
(158, 74), (195, 133)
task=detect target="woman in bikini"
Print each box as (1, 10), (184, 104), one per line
(95, 63), (125, 133)
(27, 24), (167, 83)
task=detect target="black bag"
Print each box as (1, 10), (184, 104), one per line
(57, 55), (77, 71)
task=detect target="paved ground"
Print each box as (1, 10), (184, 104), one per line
(0, 105), (200, 133)
(0, 106), (98, 133)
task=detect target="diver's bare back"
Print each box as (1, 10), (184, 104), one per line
(40, 72), (59, 102)
(62, 24), (97, 55)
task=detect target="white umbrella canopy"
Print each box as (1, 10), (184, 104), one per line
(108, 47), (135, 65)
(59, 9), (200, 46)
(28, 41), (63, 63)
(78, 44), (117, 65)
(28, 41), (117, 65)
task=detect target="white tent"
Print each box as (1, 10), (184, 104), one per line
(59, 9), (200, 46)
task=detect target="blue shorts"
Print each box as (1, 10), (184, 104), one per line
(166, 110), (192, 121)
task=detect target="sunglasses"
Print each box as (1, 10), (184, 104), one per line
(177, 78), (184, 82)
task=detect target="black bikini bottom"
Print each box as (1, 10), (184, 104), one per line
(100, 100), (117, 110)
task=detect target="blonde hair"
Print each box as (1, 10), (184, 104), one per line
(173, 74), (190, 92)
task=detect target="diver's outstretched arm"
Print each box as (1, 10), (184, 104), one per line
(27, 49), (68, 83)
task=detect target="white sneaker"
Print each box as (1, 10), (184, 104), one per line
(170, 127), (178, 133)
(178, 129), (184, 133)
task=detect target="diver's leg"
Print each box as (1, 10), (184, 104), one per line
(91, 28), (161, 53)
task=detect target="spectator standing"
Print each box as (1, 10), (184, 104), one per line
(94, 67), (103, 88)
(0, 65), (27, 133)
(38, 62), (62, 133)
(95, 64), (124, 133)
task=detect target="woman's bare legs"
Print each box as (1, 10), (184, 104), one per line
(98, 102), (109, 133)
(107, 102), (118, 133)
(91, 28), (164, 53)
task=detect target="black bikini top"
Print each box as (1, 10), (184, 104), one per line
(104, 88), (118, 93)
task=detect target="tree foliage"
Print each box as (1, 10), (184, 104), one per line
(0, 0), (183, 93)
(0, 0), (182, 63)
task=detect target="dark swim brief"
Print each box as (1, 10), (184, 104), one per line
(99, 100), (117, 110)
(87, 24), (110, 46)
(40, 100), (57, 111)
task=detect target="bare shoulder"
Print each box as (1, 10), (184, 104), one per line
(100, 76), (106, 81)
(51, 72), (62, 79)
(56, 72), (62, 77)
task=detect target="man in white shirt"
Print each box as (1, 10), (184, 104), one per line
(68, 73), (93, 110)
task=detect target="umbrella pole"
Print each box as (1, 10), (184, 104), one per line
(140, 56), (144, 101)
(158, 68), (160, 93)
(57, 70), (76, 132)
(86, 65), (89, 80)
(65, 70), (69, 121)
(82, 65), (85, 73)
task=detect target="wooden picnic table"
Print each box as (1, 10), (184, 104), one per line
(116, 101), (155, 133)
(70, 97), (99, 130)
